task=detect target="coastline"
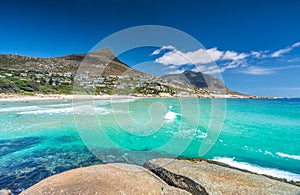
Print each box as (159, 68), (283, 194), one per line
(0, 93), (253, 102)
(0, 93), (137, 102)
(0, 94), (299, 194)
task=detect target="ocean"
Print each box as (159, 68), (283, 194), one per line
(0, 98), (299, 194)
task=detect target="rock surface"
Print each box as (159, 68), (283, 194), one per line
(21, 163), (190, 195)
(144, 158), (300, 195)
(0, 189), (11, 195)
(20, 158), (300, 195)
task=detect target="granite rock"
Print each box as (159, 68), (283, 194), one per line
(144, 158), (300, 195)
(21, 163), (190, 195)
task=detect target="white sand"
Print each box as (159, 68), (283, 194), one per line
(0, 94), (136, 102)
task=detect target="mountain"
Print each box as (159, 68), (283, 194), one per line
(162, 70), (226, 90)
(0, 48), (145, 77)
(162, 70), (248, 96)
(64, 48), (147, 77)
(0, 49), (247, 97)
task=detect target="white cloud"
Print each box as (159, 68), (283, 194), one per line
(155, 50), (190, 65)
(250, 50), (269, 58)
(271, 41), (300, 57)
(162, 48), (222, 65)
(241, 66), (275, 75)
(222, 51), (248, 60)
(271, 48), (292, 58)
(155, 47), (224, 66)
(250, 42), (300, 58)
(151, 45), (176, 55)
(154, 46), (251, 69)
(241, 65), (300, 75)
(251, 51), (261, 58)
(205, 48), (224, 62)
(221, 60), (247, 72)
(154, 46), (250, 75)
(292, 42), (300, 47)
(153, 43), (300, 75)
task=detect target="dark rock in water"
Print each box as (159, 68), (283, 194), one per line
(90, 147), (174, 165)
(54, 135), (80, 143)
(0, 145), (103, 194)
(0, 175), (15, 189)
(0, 137), (42, 157)
(53, 166), (69, 174)
(1, 167), (51, 194)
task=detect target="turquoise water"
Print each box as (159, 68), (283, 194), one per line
(0, 98), (299, 194)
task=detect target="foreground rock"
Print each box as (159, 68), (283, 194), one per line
(144, 158), (300, 195)
(21, 163), (189, 195)
(0, 189), (11, 195)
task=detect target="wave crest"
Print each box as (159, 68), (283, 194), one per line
(276, 152), (300, 160)
(213, 157), (300, 181)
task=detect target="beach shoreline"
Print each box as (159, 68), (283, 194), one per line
(0, 93), (138, 102)
(0, 93), (253, 102)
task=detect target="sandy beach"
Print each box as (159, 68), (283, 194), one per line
(0, 93), (252, 102)
(0, 93), (138, 102)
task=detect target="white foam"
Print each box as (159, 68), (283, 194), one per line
(213, 157), (300, 181)
(196, 132), (207, 139)
(0, 106), (40, 112)
(264, 151), (274, 156)
(93, 107), (112, 115)
(18, 107), (74, 114)
(174, 129), (207, 139)
(276, 152), (300, 160)
(43, 103), (72, 108)
(73, 105), (112, 115)
(0, 103), (75, 113)
(177, 129), (195, 138)
(163, 111), (178, 122)
(110, 98), (137, 103)
(18, 105), (111, 115)
(93, 101), (111, 106)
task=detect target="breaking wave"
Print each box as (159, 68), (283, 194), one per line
(276, 152), (300, 161)
(213, 157), (300, 181)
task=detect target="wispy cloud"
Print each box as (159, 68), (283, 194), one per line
(271, 41), (300, 57)
(250, 50), (269, 58)
(240, 66), (275, 75)
(152, 42), (300, 75)
(240, 65), (300, 75)
(277, 87), (300, 91)
(221, 60), (248, 72)
(222, 50), (248, 60)
(151, 45), (176, 55)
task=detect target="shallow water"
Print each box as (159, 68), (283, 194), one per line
(0, 98), (299, 194)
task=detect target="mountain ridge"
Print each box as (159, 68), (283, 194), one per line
(0, 49), (248, 97)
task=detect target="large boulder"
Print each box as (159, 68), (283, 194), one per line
(21, 163), (189, 195)
(144, 158), (300, 195)
(0, 189), (11, 195)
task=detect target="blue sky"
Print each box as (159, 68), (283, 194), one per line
(1, 0), (300, 97)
